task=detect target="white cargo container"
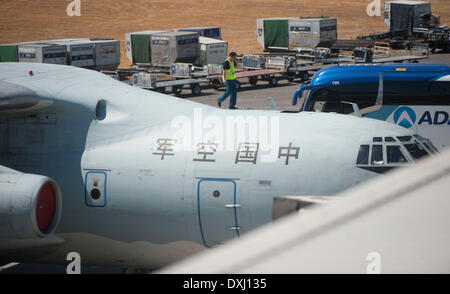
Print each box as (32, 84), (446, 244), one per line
(177, 27), (222, 39)
(45, 39), (95, 68)
(242, 54), (266, 69)
(266, 56), (297, 70)
(384, 1), (431, 32)
(198, 37), (228, 66)
(151, 31), (200, 67)
(289, 18), (337, 49)
(206, 64), (223, 75)
(125, 30), (168, 64)
(18, 43), (67, 64)
(171, 63), (193, 78)
(256, 17), (337, 50)
(132, 72), (156, 88)
(84, 39), (121, 70)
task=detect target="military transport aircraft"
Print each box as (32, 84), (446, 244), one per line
(0, 63), (435, 270)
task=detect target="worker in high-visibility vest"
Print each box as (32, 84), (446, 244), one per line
(217, 52), (238, 109)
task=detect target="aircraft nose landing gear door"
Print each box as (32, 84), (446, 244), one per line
(197, 179), (239, 247)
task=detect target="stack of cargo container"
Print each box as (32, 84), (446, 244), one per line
(0, 38), (120, 70)
(256, 17), (337, 51)
(17, 43), (67, 65)
(125, 28), (224, 67)
(46, 39), (95, 68)
(125, 30), (168, 65)
(1, 42), (68, 64)
(150, 31), (200, 67)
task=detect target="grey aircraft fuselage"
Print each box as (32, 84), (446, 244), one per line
(0, 63), (423, 269)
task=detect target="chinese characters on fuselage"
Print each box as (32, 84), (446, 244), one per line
(152, 139), (300, 165)
(152, 138), (177, 160)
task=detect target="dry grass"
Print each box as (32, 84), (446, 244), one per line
(0, 0), (448, 68)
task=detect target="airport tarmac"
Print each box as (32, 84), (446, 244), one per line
(1, 53), (449, 274)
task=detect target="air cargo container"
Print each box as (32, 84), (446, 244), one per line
(242, 55), (266, 69)
(206, 64), (223, 75)
(177, 27), (222, 39)
(132, 72), (157, 88)
(125, 30), (168, 64)
(151, 31), (200, 67)
(18, 43), (67, 64)
(198, 36), (228, 65)
(256, 17), (337, 50)
(84, 39), (121, 70)
(45, 39), (95, 68)
(384, 1), (431, 33)
(0, 44), (18, 62)
(171, 63), (193, 78)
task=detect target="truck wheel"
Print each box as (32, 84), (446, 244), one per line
(285, 72), (295, 82)
(249, 76), (258, 86)
(262, 74), (271, 81)
(155, 87), (166, 94)
(172, 85), (183, 95)
(269, 77), (278, 87)
(211, 78), (222, 90)
(191, 84), (201, 96)
(298, 71), (309, 82)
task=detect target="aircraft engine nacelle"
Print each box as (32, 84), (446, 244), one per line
(0, 170), (62, 239)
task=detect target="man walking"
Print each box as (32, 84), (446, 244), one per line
(217, 52), (238, 109)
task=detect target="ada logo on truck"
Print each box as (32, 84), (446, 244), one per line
(393, 107), (416, 129)
(393, 106), (450, 129)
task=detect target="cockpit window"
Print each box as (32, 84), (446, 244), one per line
(413, 134), (425, 141)
(397, 136), (413, 142)
(371, 145), (384, 165)
(356, 145), (370, 165)
(403, 143), (429, 160)
(414, 134), (439, 153)
(373, 137), (382, 143)
(356, 134), (434, 170)
(423, 141), (438, 154)
(387, 146), (408, 164)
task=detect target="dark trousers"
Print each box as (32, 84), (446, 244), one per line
(218, 79), (237, 108)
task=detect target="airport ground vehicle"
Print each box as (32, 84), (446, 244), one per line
(292, 63), (450, 149)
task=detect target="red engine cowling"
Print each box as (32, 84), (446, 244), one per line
(0, 169), (62, 239)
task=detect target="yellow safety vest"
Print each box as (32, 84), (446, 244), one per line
(224, 58), (236, 80)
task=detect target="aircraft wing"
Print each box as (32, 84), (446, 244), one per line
(0, 80), (39, 111)
(0, 63), (104, 117)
